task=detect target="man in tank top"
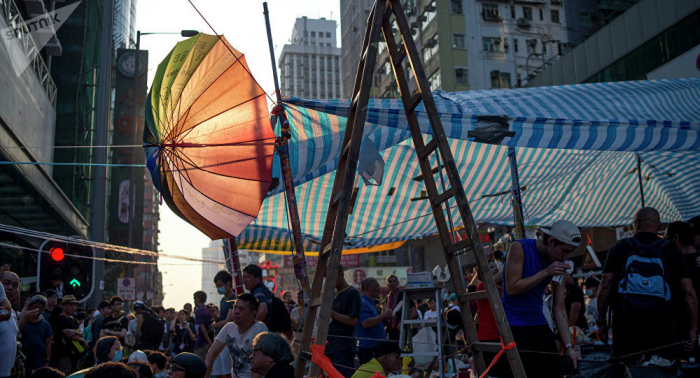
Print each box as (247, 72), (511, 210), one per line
(500, 220), (582, 378)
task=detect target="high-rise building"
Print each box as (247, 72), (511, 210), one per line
(464, 0), (569, 89)
(278, 17), (342, 99)
(525, 0), (700, 87)
(340, 0), (374, 98)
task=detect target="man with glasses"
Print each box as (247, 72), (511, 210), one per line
(169, 352), (207, 378)
(598, 208), (697, 362)
(204, 293), (267, 378)
(500, 219), (582, 377)
(249, 332), (294, 378)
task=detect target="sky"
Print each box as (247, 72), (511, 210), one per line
(135, 0), (341, 309)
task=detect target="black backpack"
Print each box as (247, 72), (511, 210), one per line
(616, 238), (672, 317)
(140, 309), (166, 346)
(267, 295), (292, 333)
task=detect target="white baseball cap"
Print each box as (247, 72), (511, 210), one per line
(540, 220), (581, 246)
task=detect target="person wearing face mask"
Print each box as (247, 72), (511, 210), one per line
(66, 336), (124, 378)
(209, 270), (235, 378)
(583, 277), (600, 325)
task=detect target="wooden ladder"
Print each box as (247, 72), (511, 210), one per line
(294, 1), (526, 377)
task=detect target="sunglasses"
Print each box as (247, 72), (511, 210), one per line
(169, 365), (186, 373)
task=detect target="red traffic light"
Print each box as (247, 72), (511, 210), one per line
(50, 247), (64, 261)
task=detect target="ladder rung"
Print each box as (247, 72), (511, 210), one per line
(434, 188), (454, 206)
(472, 341), (504, 353)
(418, 138), (438, 160)
(332, 190), (343, 207)
(459, 291), (488, 302)
(402, 352), (440, 357)
(323, 243), (332, 255)
(402, 319), (438, 325)
(309, 297), (322, 308)
(352, 91), (362, 107)
(341, 143), (350, 159)
(446, 238), (473, 255)
(397, 46), (407, 63)
(407, 91), (422, 112)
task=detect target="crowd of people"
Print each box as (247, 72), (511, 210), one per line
(1, 206), (699, 378)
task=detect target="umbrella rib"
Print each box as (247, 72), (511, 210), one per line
(163, 148), (261, 218)
(165, 145), (273, 181)
(162, 94), (269, 144)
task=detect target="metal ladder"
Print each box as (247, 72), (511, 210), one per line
(294, 1), (526, 377)
(398, 288), (453, 378)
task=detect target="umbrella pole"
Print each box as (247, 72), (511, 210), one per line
(223, 238), (245, 295)
(507, 147), (526, 239)
(263, 2), (312, 297)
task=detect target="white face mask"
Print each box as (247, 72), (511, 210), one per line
(585, 289), (593, 296)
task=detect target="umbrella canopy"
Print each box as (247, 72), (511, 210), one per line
(237, 79), (700, 252)
(144, 33), (275, 239)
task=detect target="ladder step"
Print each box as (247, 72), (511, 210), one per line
(418, 138), (438, 160)
(332, 190), (343, 207)
(323, 243), (332, 255)
(309, 297), (322, 308)
(341, 143), (350, 159)
(407, 91), (422, 112)
(446, 238), (473, 255)
(459, 291), (488, 302)
(433, 188), (454, 206)
(402, 319), (438, 325)
(472, 341), (505, 353)
(397, 46), (407, 63)
(402, 352), (441, 357)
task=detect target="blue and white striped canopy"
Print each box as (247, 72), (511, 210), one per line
(237, 79), (700, 252)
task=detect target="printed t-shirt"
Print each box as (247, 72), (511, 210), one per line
(215, 321), (268, 378)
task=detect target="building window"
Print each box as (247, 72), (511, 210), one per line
(511, 5), (515, 19)
(326, 32), (331, 38)
(450, 1), (463, 15)
(580, 12), (594, 29)
(551, 9), (560, 23)
(523, 7), (532, 21)
(311, 31), (315, 37)
(327, 43), (332, 47)
(452, 33), (466, 49)
(482, 4), (500, 21)
(513, 38), (519, 53)
(422, 9), (436, 31)
(542, 40), (547, 54)
(539, 8), (544, 21)
(429, 71), (441, 91)
(482, 37), (502, 52)
(491, 71), (511, 88)
(526, 39), (537, 54)
(144, 214), (152, 221)
(454, 67), (468, 85)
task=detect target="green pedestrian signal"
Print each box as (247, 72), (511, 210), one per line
(70, 279), (81, 288)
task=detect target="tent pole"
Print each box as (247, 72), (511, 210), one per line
(507, 147), (526, 239)
(223, 238), (245, 295)
(262, 2), (312, 297)
(636, 153), (645, 207)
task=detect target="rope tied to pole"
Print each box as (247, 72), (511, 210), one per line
(479, 338), (516, 378)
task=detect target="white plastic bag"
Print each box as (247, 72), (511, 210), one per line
(412, 326), (438, 366)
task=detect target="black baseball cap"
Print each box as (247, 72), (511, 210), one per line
(171, 353), (206, 376)
(373, 341), (402, 358)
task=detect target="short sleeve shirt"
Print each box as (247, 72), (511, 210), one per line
(22, 318), (53, 370)
(102, 314), (129, 345)
(356, 295), (385, 348)
(215, 321), (268, 378)
(194, 304), (213, 349)
(326, 285), (361, 354)
(52, 314), (78, 358)
(251, 283), (273, 325)
(216, 294), (236, 335)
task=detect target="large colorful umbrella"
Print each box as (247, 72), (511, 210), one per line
(143, 33), (275, 239)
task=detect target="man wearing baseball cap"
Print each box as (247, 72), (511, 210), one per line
(170, 352), (207, 378)
(500, 220), (581, 377)
(351, 341), (403, 378)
